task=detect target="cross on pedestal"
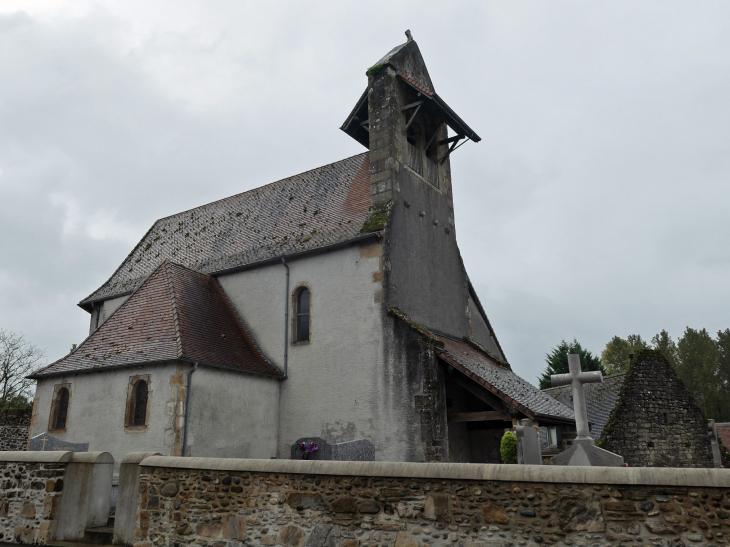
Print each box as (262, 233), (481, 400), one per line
(551, 354), (602, 441)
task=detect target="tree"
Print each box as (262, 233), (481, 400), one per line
(676, 327), (719, 416)
(651, 330), (678, 369)
(601, 334), (650, 374)
(0, 330), (45, 409)
(538, 339), (606, 389)
(716, 329), (730, 420)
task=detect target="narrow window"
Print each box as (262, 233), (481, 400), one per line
(55, 388), (69, 430)
(133, 380), (148, 426)
(295, 288), (310, 342)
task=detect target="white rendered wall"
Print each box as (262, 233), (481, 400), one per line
(217, 242), (419, 461)
(185, 367), (279, 459)
(29, 363), (182, 469)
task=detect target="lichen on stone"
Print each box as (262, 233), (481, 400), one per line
(360, 201), (393, 234)
(464, 337), (510, 370)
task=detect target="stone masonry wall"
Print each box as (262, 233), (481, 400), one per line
(599, 351), (714, 468)
(0, 461), (65, 544)
(0, 409), (32, 451)
(135, 463), (730, 547)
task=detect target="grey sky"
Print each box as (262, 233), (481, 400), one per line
(1, 1), (728, 383)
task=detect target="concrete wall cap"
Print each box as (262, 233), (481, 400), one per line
(121, 451), (162, 465)
(0, 451), (73, 463)
(138, 457), (730, 488)
(69, 451), (114, 464)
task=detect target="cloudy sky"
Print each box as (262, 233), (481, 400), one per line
(1, 1), (729, 383)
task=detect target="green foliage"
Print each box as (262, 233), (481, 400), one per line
(651, 330), (679, 369)
(601, 334), (649, 374)
(538, 339), (606, 389)
(366, 64), (385, 78)
(69, 343), (77, 353)
(500, 431), (517, 464)
(673, 327), (728, 421)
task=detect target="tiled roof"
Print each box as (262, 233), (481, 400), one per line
(434, 335), (574, 421)
(33, 262), (281, 378)
(543, 373), (626, 440)
(80, 153), (371, 306)
(398, 73), (434, 96)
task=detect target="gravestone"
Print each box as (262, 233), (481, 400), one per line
(290, 438), (375, 461)
(708, 420), (723, 468)
(331, 439), (375, 461)
(29, 432), (89, 452)
(514, 419), (542, 465)
(550, 354), (624, 467)
(290, 437), (331, 461)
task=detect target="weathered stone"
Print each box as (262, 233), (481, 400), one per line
(640, 502), (655, 512)
(341, 540), (359, 547)
(175, 523), (193, 535)
(394, 532), (420, 547)
(358, 500), (380, 514)
(483, 503), (510, 524)
(645, 521), (677, 534)
(20, 501), (35, 518)
(197, 522), (222, 538)
(424, 494), (449, 520)
(332, 495), (357, 513)
(521, 510), (537, 518)
(160, 482), (178, 497)
(260, 535), (277, 545)
(287, 493), (328, 512)
(627, 523), (640, 535)
(687, 535), (703, 542)
(304, 524), (337, 547)
(559, 492), (604, 532)
(605, 501), (636, 512)
(279, 524), (306, 547)
(14, 527), (36, 543)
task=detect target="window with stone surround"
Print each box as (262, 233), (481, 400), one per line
(125, 374), (152, 429)
(49, 383), (71, 432)
(293, 286), (311, 343)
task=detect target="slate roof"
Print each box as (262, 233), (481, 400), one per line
(542, 372), (626, 440)
(33, 261), (281, 379)
(433, 334), (574, 421)
(80, 153), (371, 307)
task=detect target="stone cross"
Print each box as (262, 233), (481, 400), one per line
(551, 354), (602, 440)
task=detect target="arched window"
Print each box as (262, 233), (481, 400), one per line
(55, 388), (69, 430)
(295, 287), (310, 342)
(133, 380), (148, 426)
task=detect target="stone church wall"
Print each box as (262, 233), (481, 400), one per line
(599, 350), (714, 468)
(132, 456), (730, 547)
(0, 409), (32, 451)
(219, 242), (423, 462)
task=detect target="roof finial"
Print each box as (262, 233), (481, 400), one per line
(405, 29), (413, 42)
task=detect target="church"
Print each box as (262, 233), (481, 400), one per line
(27, 34), (574, 465)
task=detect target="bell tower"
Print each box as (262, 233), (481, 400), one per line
(341, 30), (480, 207)
(340, 32), (496, 347)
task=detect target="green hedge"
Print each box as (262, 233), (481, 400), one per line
(500, 430), (517, 464)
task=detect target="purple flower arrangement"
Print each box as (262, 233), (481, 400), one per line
(296, 440), (319, 454)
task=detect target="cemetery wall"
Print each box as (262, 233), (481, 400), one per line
(0, 455), (66, 544)
(0, 409), (32, 451)
(599, 351), (714, 468)
(133, 456), (730, 547)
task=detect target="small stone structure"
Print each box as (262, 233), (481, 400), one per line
(131, 455), (730, 547)
(0, 450), (113, 544)
(0, 409), (31, 451)
(599, 349), (714, 468)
